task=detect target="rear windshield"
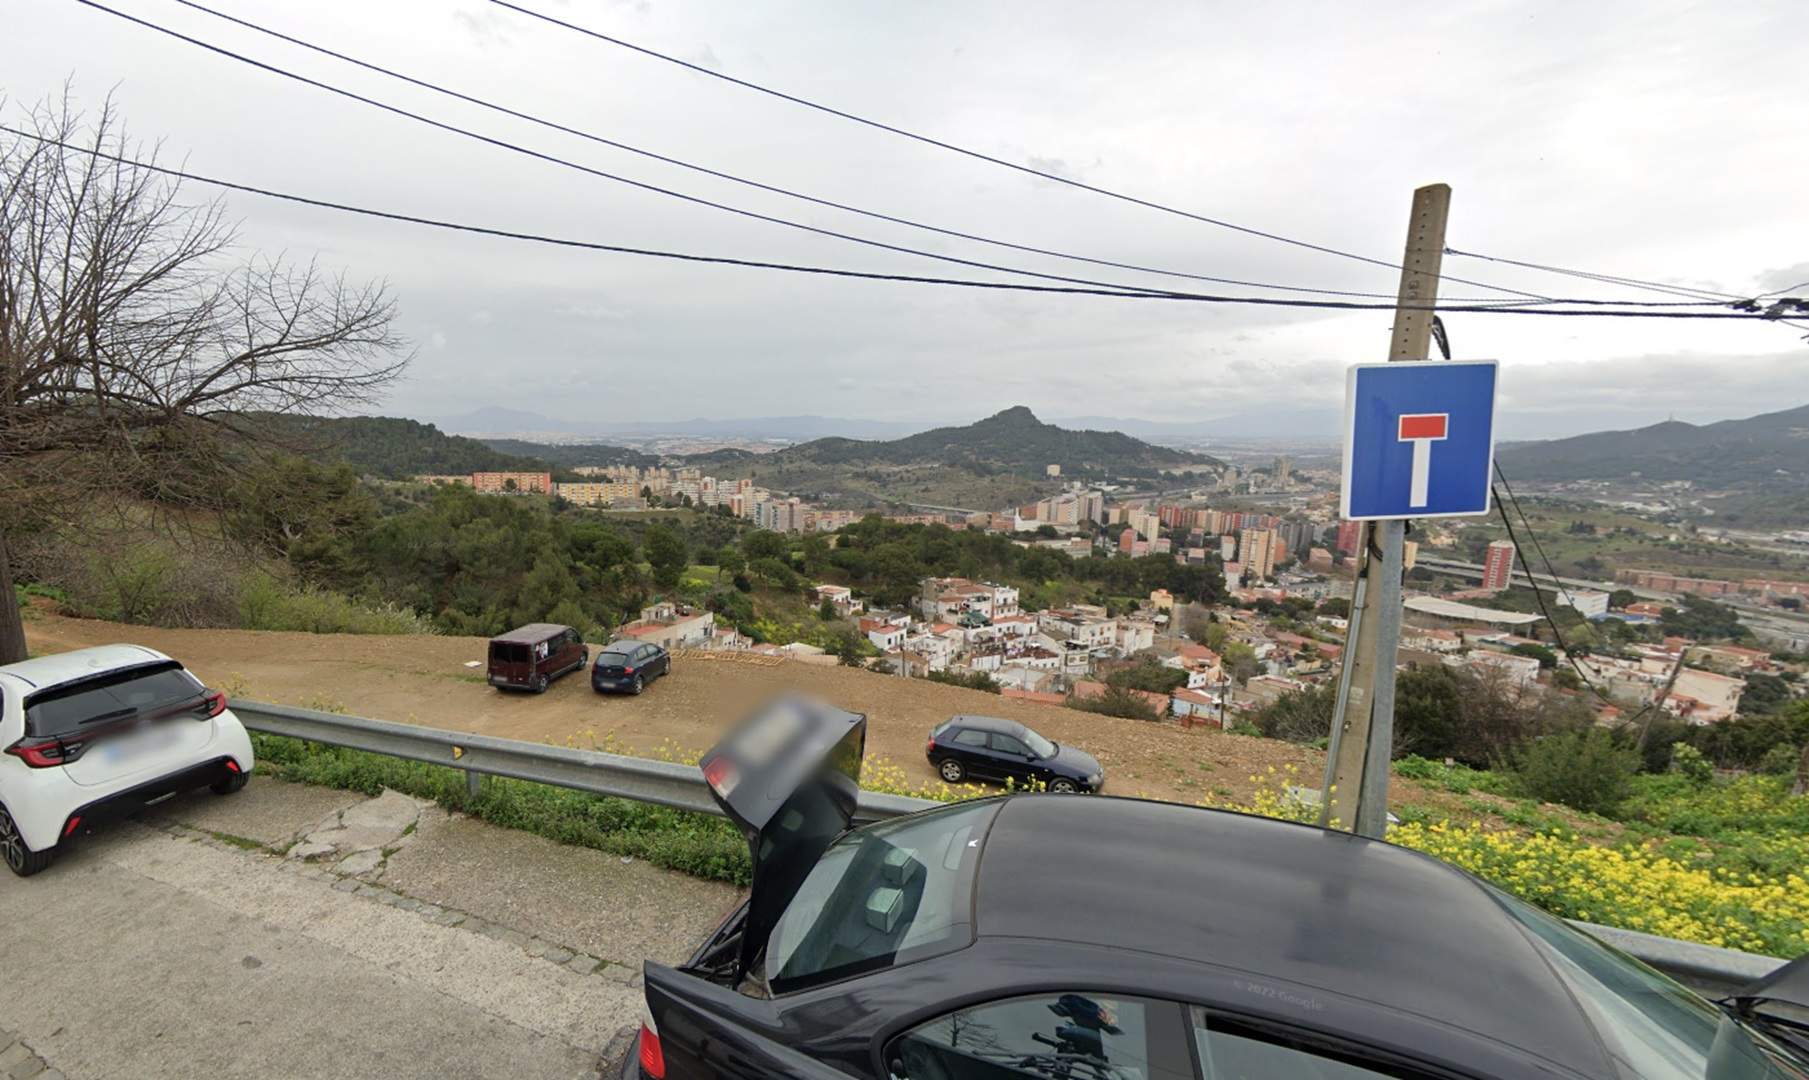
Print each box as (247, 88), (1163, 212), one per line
(24, 661), (204, 738)
(489, 642), (529, 663)
(765, 800), (999, 994)
(599, 651), (632, 666)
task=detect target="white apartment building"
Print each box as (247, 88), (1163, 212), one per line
(1114, 618), (1156, 657)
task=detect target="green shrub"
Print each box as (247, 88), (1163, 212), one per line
(1669, 743), (1713, 785)
(1068, 684), (1162, 721)
(237, 571), (437, 635)
(1758, 743), (1802, 776)
(1513, 729), (1639, 816)
(251, 733), (749, 883)
(925, 668), (1002, 694)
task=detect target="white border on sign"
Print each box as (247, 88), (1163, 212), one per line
(1340, 358), (1500, 522)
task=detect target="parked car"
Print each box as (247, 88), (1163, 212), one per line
(593, 639), (671, 695)
(625, 698), (1809, 1079)
(0, 644), (254, 878)
(927, 714), (1103, 792)
(487, 623), (587, 693)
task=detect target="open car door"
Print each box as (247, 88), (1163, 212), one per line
(694, 696), (866, 986)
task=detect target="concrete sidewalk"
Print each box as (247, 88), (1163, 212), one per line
(0, 778), (744, 1079)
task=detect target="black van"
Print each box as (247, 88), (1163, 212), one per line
(487, 624), (587, 693)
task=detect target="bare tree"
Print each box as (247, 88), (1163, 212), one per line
(0, 92), (408, 662)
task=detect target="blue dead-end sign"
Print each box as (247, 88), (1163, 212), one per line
(1341, 359), (1499, 521)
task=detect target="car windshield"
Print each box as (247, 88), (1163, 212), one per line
(1489, 888), (1809, 1079)
(765, 799), (1000, 994)
(24, 662), (203, 738)
(1020, 727), (1057, 758)
(599, 651), (631, 666)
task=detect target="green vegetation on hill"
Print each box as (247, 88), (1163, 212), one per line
(1497, 402), (1809, 488)
(479, 438), (660, 470)
(779, 406), (1215, 474)
(252, 415), (549, 478)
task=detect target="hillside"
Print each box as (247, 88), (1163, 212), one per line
(775, 406), (1217, 473)
(252, 415), (552, 478)
(480, 438), (660, 470)
(1497, 403), (1809, 488)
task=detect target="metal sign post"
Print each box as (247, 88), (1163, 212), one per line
(1324, 184), (1451, 838)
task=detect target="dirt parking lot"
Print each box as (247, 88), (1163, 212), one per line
(24, 612), (1325, 805)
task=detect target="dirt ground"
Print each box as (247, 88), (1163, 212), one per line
(23, 611), (1336, 806)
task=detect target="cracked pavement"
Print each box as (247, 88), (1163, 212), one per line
(0, 777), (743, 1079)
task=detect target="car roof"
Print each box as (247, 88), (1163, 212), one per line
(975, 795), (1613, 1075)
(603, 639), (656, 651)
(0, 644), (174, 692)
(491, 623), (572, 644)
(948, 714), (1023, 735)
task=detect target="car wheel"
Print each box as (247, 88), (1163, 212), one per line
(631, 675), (645, 695)
(0, 806), (53, 878)
(533, 674), (549, 694)
(1048, 778), (1079, 794)
(211, 770), (250, 796)
(938, 759), (966, 783)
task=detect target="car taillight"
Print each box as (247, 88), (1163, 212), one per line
(622, 666), (635, 675)
(200, 690), (227, 718)
(927, 737), (936, 753)
(702, 757), (739, 799)
(5, 736), (89, 768)
(638, 997), (666, 1078)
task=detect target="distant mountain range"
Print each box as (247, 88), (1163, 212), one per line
(765, 406), (1219, 473)
(1496, 403), (1809, 487)
(429, 405), (1339, 444)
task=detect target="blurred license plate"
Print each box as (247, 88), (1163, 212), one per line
(101, 726), (179, 763)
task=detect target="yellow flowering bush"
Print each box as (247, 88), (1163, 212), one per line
(562, 729), (1807, 958)
(1387, 820), (1808, 958)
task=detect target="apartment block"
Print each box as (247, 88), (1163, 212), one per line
(1482, 540), (1516, 592)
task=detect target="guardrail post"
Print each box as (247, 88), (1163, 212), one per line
(465, 769), (481, 801)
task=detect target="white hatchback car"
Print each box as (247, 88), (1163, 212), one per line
(0, 644), (254, 877)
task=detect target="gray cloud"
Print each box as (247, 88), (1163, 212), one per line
(8, 0), (1806, 439)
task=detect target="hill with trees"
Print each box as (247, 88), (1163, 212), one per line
(779, 406), (1217, 473)
(250, 415), (549, 478)
(1497, 403), (1809, 488)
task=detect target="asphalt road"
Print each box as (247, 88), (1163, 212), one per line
(0, 779), (742, 1079)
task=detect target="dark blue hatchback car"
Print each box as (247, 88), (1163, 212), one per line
(592, 639), (671, 695)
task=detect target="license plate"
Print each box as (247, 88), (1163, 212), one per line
(100, 726), (180, 764)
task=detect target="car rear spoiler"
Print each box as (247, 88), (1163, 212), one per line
(697, 696), (866, 984)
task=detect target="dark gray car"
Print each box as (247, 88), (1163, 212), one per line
(927, 714), (1102, 792)
(592, 640), (671, 695)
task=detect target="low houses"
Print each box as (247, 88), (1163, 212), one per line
(1461, 650), (1542, 689)
(1666, 667), (1746, 724)
(621, 601), (716, 650)
(812, 583), (864, 617)
(859, 616), (908, 652)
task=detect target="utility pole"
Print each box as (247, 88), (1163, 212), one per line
(1320, 184), (1451, 839)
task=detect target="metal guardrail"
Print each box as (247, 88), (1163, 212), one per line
(228, 699), (932, 822)
(229, 699), (1786, 991)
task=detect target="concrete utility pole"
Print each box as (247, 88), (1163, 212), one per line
(1321, 184), (1451, 839)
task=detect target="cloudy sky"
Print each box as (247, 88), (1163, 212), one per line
(8, 0), (1806, 439)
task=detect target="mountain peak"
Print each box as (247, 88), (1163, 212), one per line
(980, 405), (1043, 426)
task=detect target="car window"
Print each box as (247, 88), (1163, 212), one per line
(24, 662), (204, 738)
(600, 651), (631, 666)
(1020, 728), (1057, 758)
(1488, 887), (1806, 1080)
(491, 641), (528, 663)
(990, 733), (1030, 756)
(1191, 1008), (1438, 1080)
(952, 729), (988, 748)
(891, 993), (1192, 1080)
(765, 800), (999, 994)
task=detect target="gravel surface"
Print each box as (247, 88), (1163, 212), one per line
(27, 612), (1352, 806)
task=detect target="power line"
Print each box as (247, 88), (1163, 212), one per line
(3, 124), (1785, 320)
(162, 0), (1498, 304)
(72, 0), (1221, 300)
(484, 0), (1555, 302)
(1489, 476), (1622, 707)
(1445, 248), (1743, 304)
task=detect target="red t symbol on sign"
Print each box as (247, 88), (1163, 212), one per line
(1398, 413), (1449, 508)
